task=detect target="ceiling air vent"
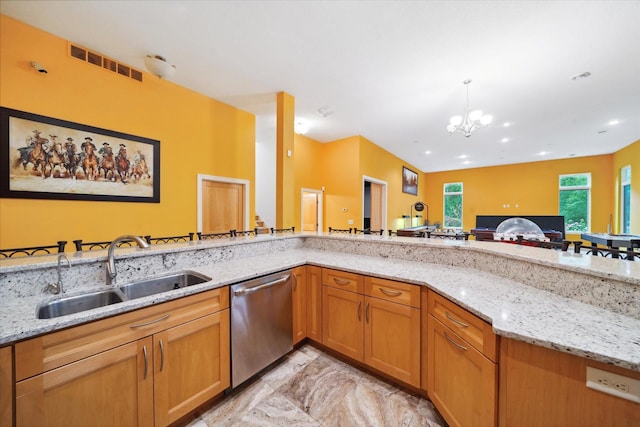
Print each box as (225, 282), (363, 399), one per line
(69, 43), (143, 82)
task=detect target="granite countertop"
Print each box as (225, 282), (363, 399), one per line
(0, 235), (638, 373)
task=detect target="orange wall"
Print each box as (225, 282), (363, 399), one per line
(320, 136), (361, 230)
(276, 92), (295, 228)
(359, 136), (427, 230)
(612, 139), (640, 234)
(294, 134), (426, 232)
(424, 155), (614, 238)
(293, 134), (326, 230)
(0, 15), (255, 248)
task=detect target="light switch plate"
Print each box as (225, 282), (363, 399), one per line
(586, 366), (640, 403)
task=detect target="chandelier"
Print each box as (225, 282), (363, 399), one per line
(446, 79), (492, 137)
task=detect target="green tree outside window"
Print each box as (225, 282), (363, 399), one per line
(444, 182), (463, 228)
(559, 173), (591, 232)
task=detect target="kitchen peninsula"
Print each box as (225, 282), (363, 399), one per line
(1, 234), (639, 426)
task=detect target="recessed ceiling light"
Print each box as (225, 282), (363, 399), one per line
(537, 151), (549, 156)
(457, 154), (469, 159)
(424, 150), (431, 155)
(608, 120), (619, 126)
(503, 122), (511, 127)
(462, 160), (471, 165)
(570, 71), (591, 81)
(501, 138), (509, 143)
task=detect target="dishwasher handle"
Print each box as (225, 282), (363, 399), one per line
(233, 275), (290, 296)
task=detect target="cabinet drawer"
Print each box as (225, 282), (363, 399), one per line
(15, 287), (229, 381)
(428, 290), (497, 362)
(322, 268), (363, 293)
(365, 276), (420, 308)
(428, 315), (497, 427)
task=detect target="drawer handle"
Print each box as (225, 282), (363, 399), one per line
(159, 339), (165, 372)
(130, 314), (171, 329)
(379, 287), (402, 297)
(143, 345), (148, 379)
(365, 302), (370, 323)
(333, 277), (351, 286)
(445, 311), (468, 328)
(444, 332), (468, 351)
(358, 300), (362, 321)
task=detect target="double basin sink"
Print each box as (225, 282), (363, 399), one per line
(36, 271), (211, 320)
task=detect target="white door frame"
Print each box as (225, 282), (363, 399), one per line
(300, 187), (323, 232)
(197, 174), (250, 232)
(362, 175), (388, 230)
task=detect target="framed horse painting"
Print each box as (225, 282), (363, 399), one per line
(0, 107), (160, 203)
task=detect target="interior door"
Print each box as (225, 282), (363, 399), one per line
(202, 181), (244, 233)
(370, 182), (383, 230)
(302, 192), (318, 231)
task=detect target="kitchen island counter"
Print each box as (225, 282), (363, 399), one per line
(1, 234), (638, 372)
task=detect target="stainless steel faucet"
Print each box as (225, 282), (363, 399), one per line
(44, 253), (71, 294)
(106, 235), (150, 285)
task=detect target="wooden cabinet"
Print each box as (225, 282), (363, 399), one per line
(427, 290), (497, 427)
(363, 277), (421, 388)
(499, 338), (640, 427)
(305, 265), (322, 342)
(321, 268), (364, 358)
(0, 345), (13, 427)
(322, 285), (364, 360)
(321, 269), (421, 387)
(16, 338), (154, 427)
(322, 268), (363, 294)
(420, 287), (429, 391)
(14, 288), (230, 427)
(292, 266), (307, 345)
(153, 310), (229, 426)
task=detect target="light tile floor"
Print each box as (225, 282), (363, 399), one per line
(184, 344), (447, 427)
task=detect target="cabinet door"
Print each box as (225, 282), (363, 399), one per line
(428, 316), (497, 427)
(322, 286), (363, 361)
(420, 287), (429, 392)
(306, 266), (323, 342)
(0, 346), (13, 427)
(292, 266), (307, 345)
(153, 309), (230, 426)
(16, 338), (153, 427)
(364, 296), (421, 387)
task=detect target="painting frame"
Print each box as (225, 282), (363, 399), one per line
(402, 166), (418, 196)
(0, 107), (160, 203)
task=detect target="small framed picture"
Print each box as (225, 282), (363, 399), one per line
(402, 166), (418, 195)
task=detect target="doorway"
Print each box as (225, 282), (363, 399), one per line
(301, 188), (323, 232)
(198, 174), (250, 233)
(362, 176), (387, 231)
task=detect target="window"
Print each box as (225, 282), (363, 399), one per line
(443, 182), (463, 228)
(559, 173), (591, 233)
(621, 166), (631, 234)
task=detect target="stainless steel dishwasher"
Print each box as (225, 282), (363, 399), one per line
(230, 270), (292, 387)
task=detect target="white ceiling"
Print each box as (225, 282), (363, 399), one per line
(2, 1), (639, 173)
